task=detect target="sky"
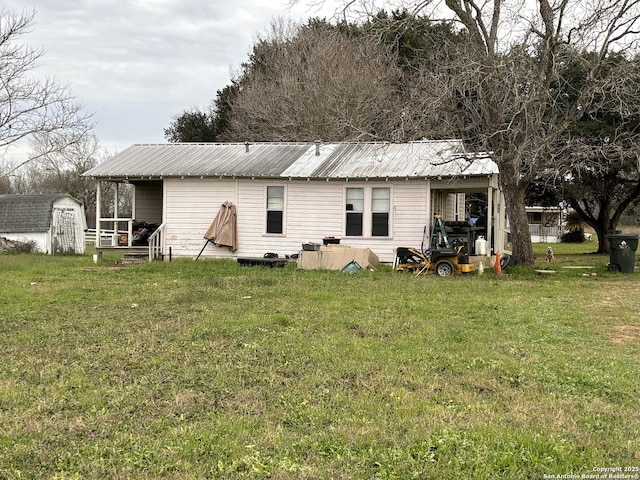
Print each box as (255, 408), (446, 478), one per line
(4, 0), (339, 160)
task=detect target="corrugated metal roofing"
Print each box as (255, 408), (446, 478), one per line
(83, 141), (498, 179)
(0, 194), (68, 233)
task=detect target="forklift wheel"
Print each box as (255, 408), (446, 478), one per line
(435, 260), (455, 277)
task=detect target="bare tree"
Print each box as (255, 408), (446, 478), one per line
(0, 9), (93, 178)
(25, 134), (134, 226)
(25, 133), (100, 207)
(224, 19), (405, 142)
(296, 0), (640, 265)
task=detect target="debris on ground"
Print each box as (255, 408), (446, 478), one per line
(0, 236), (37, 253)
(535, 269), (556, 275)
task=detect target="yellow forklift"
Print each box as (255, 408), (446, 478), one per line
(394, 215), (476, 276)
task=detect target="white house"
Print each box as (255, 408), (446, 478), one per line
(526, 206), (564, 243)
(0, 194), (87, 254)
(83, 141), (509, 263)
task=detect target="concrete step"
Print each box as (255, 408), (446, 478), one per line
(118, 251), (149, 265)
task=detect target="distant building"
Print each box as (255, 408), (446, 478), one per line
(0, 194), (87, 254)
(526, 206), (564, 243)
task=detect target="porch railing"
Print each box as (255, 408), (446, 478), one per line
(148, 223), (165, 261)
(529, 224), (561, 239)
(96, 218), (134, 247)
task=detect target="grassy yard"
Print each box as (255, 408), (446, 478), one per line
(1, 242), (639, 479)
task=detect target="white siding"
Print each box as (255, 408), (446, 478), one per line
(391, 182), (430, 249)
(287, 182), (343, 241)
(2, 232), (48, 253)
(52, 197), (86, 254)
(162, 178), (434, 263)
(332, 181), (430, 261)
(237, 180), (344, 256)
(163, 178), (237, 258)
(159, 176), (520, 264)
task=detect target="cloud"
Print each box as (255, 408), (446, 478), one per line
(3, 0), (337, 154)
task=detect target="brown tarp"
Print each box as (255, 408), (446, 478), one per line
(203, 201), (237, 252)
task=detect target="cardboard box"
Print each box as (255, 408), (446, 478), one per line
(296, 244), (379, 270)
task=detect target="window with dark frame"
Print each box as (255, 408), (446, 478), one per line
(266, 186), (284, 234)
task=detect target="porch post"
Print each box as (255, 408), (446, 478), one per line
(131, 183), (136, 220)
(130, 182), (136, 248)
(486, 185), (494, 254)
(425, 178), (432, 227)
(114, 182), (119, 221)
(95, 181), (101, 247)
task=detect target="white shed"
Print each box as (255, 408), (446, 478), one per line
(84, 141), (508, 263)
(0, 194), (87, 254)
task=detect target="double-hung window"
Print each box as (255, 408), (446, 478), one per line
(345, 187), (390, 237)
(345, 188), (364, 236)
(266, 186), (285, 234)
(371, 188), (390, 237)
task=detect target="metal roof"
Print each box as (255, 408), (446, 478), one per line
(0, 194), (72, 233)
(83, 141), (498, 179)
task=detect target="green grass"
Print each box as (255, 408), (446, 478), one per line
(1, 245), (639, 479)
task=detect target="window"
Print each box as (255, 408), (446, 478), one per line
(266, 186), (284, 234)
(345, 188), (364, 236)
(527, 211), (542, 224)
(371, 188), (390, 237)
(345, 187), (391, 237)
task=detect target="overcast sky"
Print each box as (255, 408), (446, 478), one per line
(4, 0), (339, 159)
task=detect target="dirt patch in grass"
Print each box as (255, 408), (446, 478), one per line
(610, 325), (640, 344)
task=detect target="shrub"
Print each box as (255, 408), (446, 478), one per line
(0, 237), (38, 254)
(561, 229), (586, 243)
(564, 210), (585, 232)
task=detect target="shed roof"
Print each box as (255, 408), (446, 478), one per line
(83, 141), (498, 180)
(0, 194), (73, 233)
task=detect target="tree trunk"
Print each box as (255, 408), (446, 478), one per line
(593, 223), (610, 254)
(570, 197), (615, 254)
(501, 179), (534, 266)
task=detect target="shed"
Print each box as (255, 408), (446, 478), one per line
(83, 141), (509, 263)
(0, 194), (87, 254)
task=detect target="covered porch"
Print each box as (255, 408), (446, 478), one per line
(93, 179), (166, 261)
(429, 173), (508, 258)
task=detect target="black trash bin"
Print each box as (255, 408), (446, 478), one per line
(606, 233), (638, 273)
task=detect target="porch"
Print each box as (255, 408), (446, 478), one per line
(86, 226), (166, 262)
(92, 179), (165, 262)
(529, 224), (562, 243)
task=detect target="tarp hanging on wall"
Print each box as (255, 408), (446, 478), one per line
(203, 201), (237, 252)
